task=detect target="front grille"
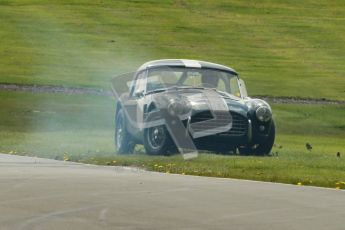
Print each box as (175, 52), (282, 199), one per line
(190, 110), (213, 123)
(190, 111), (248, 137)
(223, 112), (248, 136)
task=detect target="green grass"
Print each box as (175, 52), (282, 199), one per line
(81, 150), (345, 189)
(80, 132), (345, 189)
(0, 0), (345, 99)
(273, 104), (345, 137)
(1, 91), (345, 189)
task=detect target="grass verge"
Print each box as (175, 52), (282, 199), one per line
(80, 148), (345, 190)
(1, 91), (344, 189)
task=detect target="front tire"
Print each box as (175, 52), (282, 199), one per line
(238, 121), (275, 156)
(143, 125), (176, 155)
(254, 121), (275, 155)
(115, 109), (135, 154)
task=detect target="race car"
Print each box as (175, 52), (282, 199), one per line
(113, 59), (275, 155)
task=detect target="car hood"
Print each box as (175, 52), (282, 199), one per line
(152, 88), (249, 117)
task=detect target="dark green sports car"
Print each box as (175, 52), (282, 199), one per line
(113, 59), (275, 156)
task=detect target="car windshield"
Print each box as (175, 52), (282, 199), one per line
(146, 67), (242, 98)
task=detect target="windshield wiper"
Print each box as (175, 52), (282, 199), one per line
(145, 86), (238, 97)
(146, 86), (206, 95)
(145, 88), (168, 95)
(173, 86), (206, 90)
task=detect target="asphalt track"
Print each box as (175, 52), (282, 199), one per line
(0, 154), (344, 230)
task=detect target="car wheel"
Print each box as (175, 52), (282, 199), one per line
(143, 125), (176, 155)
(254, 121), (275, 156)
(115, 109), (135, 154)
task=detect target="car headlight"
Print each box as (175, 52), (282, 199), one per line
(245, 99), (268, 110)
(168, 98), (191, 116)
(256, 106), (272, 122)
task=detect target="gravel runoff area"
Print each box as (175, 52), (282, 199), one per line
(1, 83), (345, 105)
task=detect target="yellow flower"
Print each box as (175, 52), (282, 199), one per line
(297, 182), (303, 186)
(112, 160), (117, 164)
(9, 150), (14, 154)
(181, 172), (185, 175)
(158, 165), (163, 168)
(63, 153), (69, 161)
(154, 164), (158, 167)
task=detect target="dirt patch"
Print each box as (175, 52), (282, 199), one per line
(1, 83), (344, 105)
(0, 83), (112, 97)
(257, 96), (345, 105)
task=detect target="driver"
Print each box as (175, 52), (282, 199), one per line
(201, 70), (220, 88)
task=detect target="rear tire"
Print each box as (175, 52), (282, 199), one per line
(115, 109), (135, 154)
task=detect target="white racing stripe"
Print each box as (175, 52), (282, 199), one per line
(181, 59), (201, 68)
